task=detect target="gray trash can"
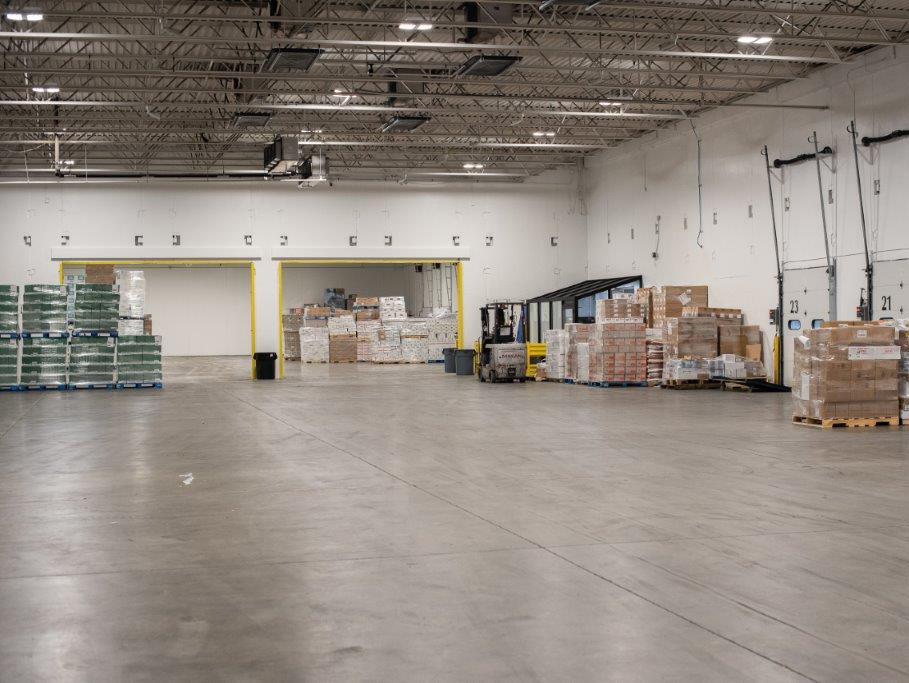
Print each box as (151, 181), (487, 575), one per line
(443, 347), (457, 373)
(455, 349), (475, 376)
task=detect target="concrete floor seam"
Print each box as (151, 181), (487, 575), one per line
(608, 542), (909, 679)
(227, 385), (821, 682)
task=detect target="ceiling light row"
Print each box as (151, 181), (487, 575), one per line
(32, 86), (59, 94)
(399, 22), (433, 31)
(463, 163), (484, 169)
(737, 35), (773, 45)
(5, 11), (42, 21)
(532, 131), (556, 138)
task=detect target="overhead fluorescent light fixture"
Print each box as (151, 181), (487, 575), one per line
(532, 131), (556, 138)
(5, 12), (23, 20)
(32, 85), (60, 94)
(455, 55), (521, 77)
(262, 48), (322, 72)
(754, 36), (773, 45)
(540, 0), (601, 11)
(399, 22), (433, 30)
(381, 116), (430, 132)
(232, 112), (272, 128)
(331, 89), (357, 98)
(463, 162), (485, 169)
(26, 12), (42, 21)
(63, 159), (75, 165)
(599, 101), (621, 107)
(417, 23), (433, 30)
(300, 128), (323, 134)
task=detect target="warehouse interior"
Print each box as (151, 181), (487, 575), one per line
(3, 1), (909, 679)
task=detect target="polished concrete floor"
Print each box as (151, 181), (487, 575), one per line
(2, 356), (909, 680)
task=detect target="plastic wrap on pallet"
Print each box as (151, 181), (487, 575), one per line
(328, 313), (356, 337)
(356, 320), (380, 361)
(20, 336), (67, 386)
(22, 284), (69, 333)
(0, 337), (18, 385)
(116, 335), (162, 384)
(323, 288), (346, 309)
(896, 322), (909, 421)
(707, 354), (766, 380)
(543, 328), (568, 379)
(282, 313), (303, 360)
(73, 284), (120, 332)
(372, 323), (403, 363)
(792, 324), (899, 421)
(595, 299), (642, 323)
(116, 270), (146, 318)
(576, 342), (590, 383)
(663, 357), (710, 382)
(379, 296), (407, 321)
(302, 306), (331, 328)
(646, 326), (665, 383)
(353, 297), (380, 321)
(0, 285), (19, 332)
(118, 318), (144, 336)
(68, 336), (116, 385)
(300, 326), (329, 362)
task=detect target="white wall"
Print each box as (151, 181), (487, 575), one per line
(585, 46), (909, 362)
(0, 171), (588, 351)
(143, 267), (251, 356)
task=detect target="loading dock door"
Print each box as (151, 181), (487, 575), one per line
(782, 264), (832, 384)
(873, 258), (909, 319)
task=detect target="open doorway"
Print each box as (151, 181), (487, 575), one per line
(61, 261), (255, 382)
(278, 260), (462, 378)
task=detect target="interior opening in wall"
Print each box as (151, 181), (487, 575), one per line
(62, 262), (254, 382)
(278, 261), (462, 378)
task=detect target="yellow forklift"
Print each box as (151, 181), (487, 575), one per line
(477, 302), (528, 383)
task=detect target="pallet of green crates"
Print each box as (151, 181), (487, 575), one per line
(0, 285), (19, 334)
(20, 334), (68, 389)
(72, 283), (120, 335)
(116, 335), (163, 388)
(21, 284), (69, 335)
(0, 333), (19, 390)
(68, 335), (116, 389)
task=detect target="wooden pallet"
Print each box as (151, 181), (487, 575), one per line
(792, 415), (900, 429)
(661, 379), (721, 390)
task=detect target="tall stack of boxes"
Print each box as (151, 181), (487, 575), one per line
(565, 323), (591, 380)
(400, 320), (429, 363)
(282, 310), (303, 360)
(116, 335), (163, 386)
(300, 306), (330, 362)
(898, 323), (909, 422)
(544, 329), (568, 380)
(353, 298), (380, 362)
(591, 321), (647, 383)
(372, 323), (403, 363)
(595, 299), (642, 321)
(793, 324), (900, 421)
(426, 314), (458, 361)
(646, 328), (665, 385)
(328, 313), (357, 362)
(0, 286), (18, 387)
(116, 270), (146, 336)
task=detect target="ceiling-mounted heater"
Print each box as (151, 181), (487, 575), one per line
(455, 55), (521, 77)
(264, 135), (300, 174)
(464, 2), (514, 43)
(234, 112), (272, 128)
(381, 116), (430, 133)
(262, 48), (322, 72)
(299, 154), (329, 181)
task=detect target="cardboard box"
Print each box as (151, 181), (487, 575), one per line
(652, 286), (708, 326)
(329, 334), (357, 362)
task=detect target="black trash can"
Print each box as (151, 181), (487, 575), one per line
(455, 349), (475, 376)
(442, 347), (457, 373)
(254, 352), (277, 380)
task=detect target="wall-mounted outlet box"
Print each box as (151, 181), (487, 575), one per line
(384, 235), (392, 246)
(134, 235), (144, 246)
(485, 235), (494, 247)
(550, 236), (558, 247)
(349, 235), (357, 247)
(172, 234), (181, 246)
(23, 235), (31, 246)
(60, 235), (69, 246)
(452, 235), (460, 246)
(279, 235), (288, 246)
(244, 235), (253, 246)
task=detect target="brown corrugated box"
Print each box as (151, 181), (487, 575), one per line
(329, 334), (357, 362)
(85, 264), (116, 285)
(652, 286), (708, 326)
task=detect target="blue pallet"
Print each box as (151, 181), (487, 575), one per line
(0, 332), (19, 339)
(562, 378), (575, 384)
(117, 382), (163, 389)
(20, 331), (69, 339)
(71, 330), (118, 337)
(20, 384), (68, 391)
(426, 359), (444, 364)
(68, 383), (117, 390)
(0, 384), (24, 391)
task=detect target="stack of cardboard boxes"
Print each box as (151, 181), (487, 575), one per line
(543, 329), (568, 380)
(645, 328), (665, 385)
(372, 323), (403, 363)
(379, 296), (407, 321)
(328, 313), (357, 362)
(353, 297), (380, 321)
(663, 317), (718, 360)
(792, 323), (900, 422)
(595, 299), (642, 322)
(652, 286), (708, 328)
(898, 323), (909, 422)
(282, 311), (303, 360)
(400, 320), (429, 363)
(356, 320), (380, 361)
